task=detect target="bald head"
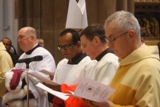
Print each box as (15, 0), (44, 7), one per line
(17, 26), (38, 52)
(18, 27), (37, 38)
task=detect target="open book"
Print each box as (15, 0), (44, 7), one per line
(36, 78), (114, 102)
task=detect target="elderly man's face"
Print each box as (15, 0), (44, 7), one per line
(17, 29), (33, 52)
(105, 22), (130, 59)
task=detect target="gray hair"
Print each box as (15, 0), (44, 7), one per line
(104, 10), (141, 38)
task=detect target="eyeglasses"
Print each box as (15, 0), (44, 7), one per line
(81, 41), (90, 48)
(107, 31), (128, 43)
(58, 43), (74, 50)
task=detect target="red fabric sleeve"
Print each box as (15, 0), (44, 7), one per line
(52, 84), (89, 107)
(62, 84), (89, 107)
(52, 84), (77, 107)
(10, 69), (24, 90)
(61, 84), (77, 92)
(65, 96), (89, 107)
(52, 97), (65, 107)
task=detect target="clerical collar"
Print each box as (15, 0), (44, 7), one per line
(96, 48), (114, 61)
(25, 44), (42, 54)
(68, 52), (87, 64)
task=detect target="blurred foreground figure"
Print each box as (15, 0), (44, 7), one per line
(1, 37), (19, 66)
(0, 42), (13, 107)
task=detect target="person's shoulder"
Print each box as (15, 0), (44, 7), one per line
(78, 56), (97, 69)
(107, 52), (118, 58)
(34, 47), (54, 57)
(80, 55), (96, 63)
(81, 55), (92, 61)
(97, 53), (119, 68)
(36, 47), (50, 53)
(59, 58), (68, 62)
(103, 53), (118, 62)
(57, 58), (68, 65)
(0, 50), (13, 64)
(0, 50), (10, 57)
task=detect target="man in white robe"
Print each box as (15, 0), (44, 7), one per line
(53, 28), (96, 85)
(2, 27), (56, 107)
(45, 29), (95, 107)
(46, 25), (119, 107)
(80, 24), (119, 85)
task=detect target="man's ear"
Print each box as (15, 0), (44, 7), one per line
(128, 30), (136, 41)
(76, 41), (81, 48)
(93, 36), (100, 45)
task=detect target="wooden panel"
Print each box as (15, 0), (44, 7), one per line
(99, 0), (116, 24)
(16, 0), (137, 63)
(135, 2), (160, 12)
(135, 1), (160, 45)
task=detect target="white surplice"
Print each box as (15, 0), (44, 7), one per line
(53, 56), (96, 85)
(94, 53), (119, 85)
(15, 47), (56, 107)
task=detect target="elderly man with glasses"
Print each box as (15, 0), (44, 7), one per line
(84, 10), (160, 107)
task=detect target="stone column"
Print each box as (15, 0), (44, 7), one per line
(116, 0), (127, 11)
(128, 0), (135, 14)
(99, 0), (116, 22)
